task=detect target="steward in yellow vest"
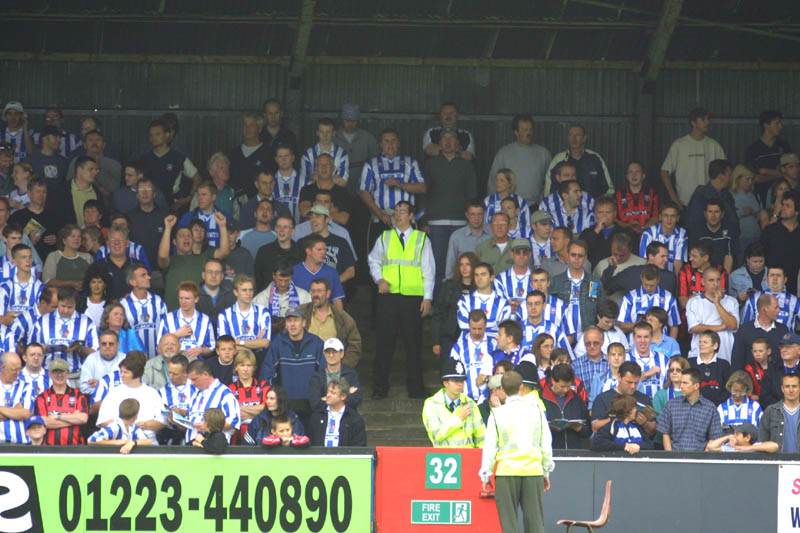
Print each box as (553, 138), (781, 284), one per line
(479, 370), (554, 533)
(422, 358), (485, 448)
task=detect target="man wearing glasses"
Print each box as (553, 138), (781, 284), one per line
(129, 177), (169, 274)
(368, 201), (434, 399)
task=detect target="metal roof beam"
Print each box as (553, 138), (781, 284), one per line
(289, 0), (315, 78)
(642, 0), (684, 84)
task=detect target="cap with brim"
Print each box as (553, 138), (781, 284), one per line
(511, 238), (531, 251)
(341, 103), (360, 121)
(780, 333), (800, 346)
(530, 210), (553, 225)
(24, 415), (45, 430)
(3, 101), (23, 115)
(441, 358), (467, 381)
(733, 422), (758, 442)
(515, 361), (539, 386)
(286, 306), (305, 319)
(309, 204), (330, 218)
(488, 374), (504, 390)
(49, 359), (70, 372)
(323, 338), (344, 352)
(41, 125), (62, 138)
(780, 153), (799, 167)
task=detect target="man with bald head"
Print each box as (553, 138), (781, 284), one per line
(0, 352), (33, 443)
(142, 333), (182, 390)
(731, 293), (789, 371)
(572, 327), (609, 400)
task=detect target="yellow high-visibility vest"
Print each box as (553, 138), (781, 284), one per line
(381, 229), (425, 296)
(493, 397), (547, 476)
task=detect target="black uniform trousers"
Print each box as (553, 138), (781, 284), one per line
(374, 292), (424, 395)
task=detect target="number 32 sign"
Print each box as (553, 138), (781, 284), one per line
(426, 453), (461, 489)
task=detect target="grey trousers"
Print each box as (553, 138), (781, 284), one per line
(494, 475), (545, 533)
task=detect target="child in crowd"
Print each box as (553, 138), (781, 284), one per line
(88, 398), (152, 454)
(228, 348), (269, 444)
(744, 338), (771, 400)
(192, 408), (228, 454)
(9, 162), (32, 212)
(545, 348), (587, 404)
(204, 335), (237, 385)
(24, 415), (46, 446)
(591, 394), (654, 454)
(589, 342), (626, 408)
(706, 422), (777, 453)
(645, 307), (681, 358)
(532, 333), (554, 380)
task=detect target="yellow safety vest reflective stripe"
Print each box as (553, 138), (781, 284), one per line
(493, 397), (545, 476)
(381, 229), (425, 296)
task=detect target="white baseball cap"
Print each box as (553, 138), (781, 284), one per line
(3, 101), (23, 115)
(323, 338), (344, 352)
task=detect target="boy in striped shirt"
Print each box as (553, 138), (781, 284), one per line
(457, 262), (511, 336)
(217, 274), (272, 358)
(159, 281), (215, 359)
(301, 118), (349, 185)
(618, 264), (681, 339)
(88, 398), (152, 454)
(0, 243), (43, 326)
(639, 202), (687, 273)
(449, 310), (497, 403)
(627, 321), (669, 398)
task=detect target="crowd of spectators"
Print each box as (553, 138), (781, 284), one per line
(0, 98), (797, 455)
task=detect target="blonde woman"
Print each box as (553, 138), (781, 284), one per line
(729, 164), (764, 251)
(483, 169), (530, 232)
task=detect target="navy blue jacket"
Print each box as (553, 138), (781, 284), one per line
(259, 331), (325, 399)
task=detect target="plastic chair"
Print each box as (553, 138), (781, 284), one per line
(556, 480), (612, 532)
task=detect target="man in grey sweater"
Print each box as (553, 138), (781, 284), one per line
(487, 114), (552, 205)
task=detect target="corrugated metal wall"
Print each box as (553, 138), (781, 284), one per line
(1, 60), (796, 189)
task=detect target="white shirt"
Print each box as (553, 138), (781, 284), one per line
(367, 227), (436, 300)
(79, 351), (124, 394)
(96, 383), (166, 442)
(324, 406), (346, 447)
(686, 294), (739, 362)
(661, 134), (726, 205)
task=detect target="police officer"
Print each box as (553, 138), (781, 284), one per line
(367, 200), (434, 399)
(422, 358), (485, 448)
(479, 370), (554, 533)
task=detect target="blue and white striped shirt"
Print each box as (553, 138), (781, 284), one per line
(0, 256), (39, 284)
(360, 154), (425, 215)
(10, 307), (41, 346)
(159, 310), (216, 352)
(449, 332), (497, 403)
(275, 169), (307, 223)
(88, 418), (148, 443)
(717, 397), (762, 427)
(217, 303), (272, 342)
(0, 274), (43, 316)
(627, 349), (669, 398)
(159, 382), (197, 411)
(0, 379), (32, 443)
(456, 290), (511, 335)
(301, 143), (350, 183)
(32, 129), (82, 158)
(91, 370), (122, 406)
(638, 224), (688, 272)
(529, 238), (553, 267)
(742, 290), (800, 331)
(95, 242), (151, 271)
(185, 379), (240, 443)
(538, 191), (596, 232)
(618, 286), (681, 327)
(120, 291), (168, 359)
(484, 192), (530, 234)
(494, 267), (531, 305)
(20, 367), (50, 398)
(517, 294), (567, 328)
(178, 208), (230, 249)
(0, 127), (31, 162)
(32, 310), (99, 372)
(521, 318), (573, 359)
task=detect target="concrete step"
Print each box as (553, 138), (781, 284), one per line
(362, 412), (423, 427)
(367, 426), (429, 446)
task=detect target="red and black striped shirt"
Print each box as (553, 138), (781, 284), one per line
(745, 363), (767, 397)
(615, 188), (659, 229)
(228, 380), (270, 444)
(35, 386), (88, 446)
(678, 264), (729, 299)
